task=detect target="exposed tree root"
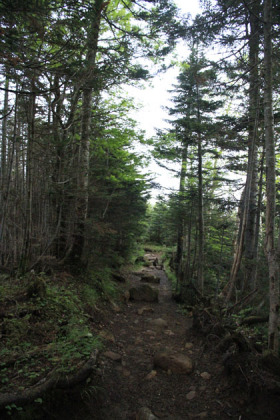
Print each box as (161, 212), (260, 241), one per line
(0, 350), (98, 408)
(192, 305), (280, 397)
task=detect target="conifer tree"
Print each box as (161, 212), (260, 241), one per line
(153, 47), (223, 295)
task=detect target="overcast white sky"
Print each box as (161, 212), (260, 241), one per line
(127, 0), (202, 200)
(130, 0), (201, 136)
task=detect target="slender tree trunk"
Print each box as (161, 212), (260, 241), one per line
(250, 146), (265, 290)
(244, 4), (260, 291)
(263, 0), (279, 353)
(176, 142), (188, 292)
(0, 91), (18, 266)
(71, 0), (104, 265)
(184, 200), (194, 284)
(197, 130), (204, 293)
(222, 5), (260, 302)
(1, 76), (9, 192)
(196, 81), (204, 293)
(21, 79), (36, 272)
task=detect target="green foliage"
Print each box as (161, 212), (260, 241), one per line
(80, 95), (149, 270)
(81, 284), (99, 307)
(0, 275), (101, 395)
(164, 262), (177, 291)
(84, 269), (118, 301)
(5, 403), (23, 416)
(0, 0), (181, 275)
(146, 198), (178, 245)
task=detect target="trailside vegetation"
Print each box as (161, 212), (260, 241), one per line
(1, 0), (280, 415)
(146, 0), (280, 357)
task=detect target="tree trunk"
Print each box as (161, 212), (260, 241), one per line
(175, 142), (188, 292)
(197, 130), (204, 293)
(250, 146), (265, 290)
(263, 0), (279, 353)
(243, 3), (260, 292)
(196, 81), (204, 293)
(71, 0), (105, 266)
(21, 79), (36, 272)
(222, 4), (260, 302)
(0, 90), (18, 266)
(1, 76), (9, 192)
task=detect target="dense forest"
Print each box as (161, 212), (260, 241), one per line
(1, 0), (280, 417)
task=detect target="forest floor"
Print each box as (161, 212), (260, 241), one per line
(1, 252), (279, 419)
(86, 252), (279, 420)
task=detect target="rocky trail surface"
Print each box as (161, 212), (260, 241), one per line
(88, 253), (273, 420)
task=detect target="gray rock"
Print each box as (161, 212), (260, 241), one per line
(129, 285), (159, 302)
(200, 371), (211, 380)
(186, 390), (196, 400)
(136, 407), (158, 420)
(138, 307), (154, 315)
(140, 273), (160, 284)
(153, 352), (193, 374)
(99, 330), (115, 342)
(103, 351), (122, 362)
(148, 318), (168, 330)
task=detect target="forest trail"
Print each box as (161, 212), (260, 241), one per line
(90, 253), (254, 420)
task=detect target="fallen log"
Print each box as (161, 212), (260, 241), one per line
(226, 289), (258, 314)
(240, 316), (269, 326)
(0, 350), (98, 408)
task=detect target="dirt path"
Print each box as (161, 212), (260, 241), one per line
(89, 254), (256, 420)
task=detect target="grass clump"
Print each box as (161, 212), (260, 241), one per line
(85, 268), (118, 301)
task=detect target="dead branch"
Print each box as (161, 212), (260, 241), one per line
(226, 288), (258, 314)
(240, 316), (269, 326)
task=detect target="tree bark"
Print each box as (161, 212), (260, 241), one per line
(1, 75), (9, 192)
(71, 0), (105, 265)
(263, 0), (279, 353)
(196, 82), (204, 294)
(222, 4), (261, 302)
(175, 142), (188, 292)
(243, 2), (260, 292)
(21, 78), (36, 272)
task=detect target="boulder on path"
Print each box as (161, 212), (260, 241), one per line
(200, 371), (211, 380)
(148, 318), (168, 330)
(186, 390), (196, 400)
(103, 351), (122, 362)
(99, 330), (115, 343)
(145, 253), (155, 261)
(137, 307), (154, 315)
(136, 407), (158, 420)
(140, 273), (160, 284)
(129, 285), (159, 302)
(153, 352), (193, 374)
